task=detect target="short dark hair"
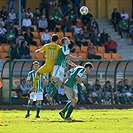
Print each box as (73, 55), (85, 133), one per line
(21, 40), (27, 45)
(84, 62), (94, 69)
(118, 80), (122, 83)
(106, 80), (110, 84)
(96, 79), (99, 82)
(61, 37), (68, 44)
(52, 34), (58, 42)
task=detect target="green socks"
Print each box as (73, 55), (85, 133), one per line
(48, 81), (58, 98)
(65, 104), (74, 119)
(27, 103), (32, 115)
(36, 104), (42, 116)
(61, 101), (71, 114)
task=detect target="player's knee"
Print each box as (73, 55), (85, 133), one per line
(71, 98), (77, 107)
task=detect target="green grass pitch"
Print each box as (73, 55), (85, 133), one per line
(0, 109), (133, 133)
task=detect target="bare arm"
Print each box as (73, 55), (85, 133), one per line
(75, 76), (86, 90)
(66, 60), (77, 67)
(68, 54), (82, 60)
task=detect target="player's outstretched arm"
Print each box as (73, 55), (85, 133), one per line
(68, 54), (82, 61)
(35, 49), (40, 53)
(66, 60), (77, 67)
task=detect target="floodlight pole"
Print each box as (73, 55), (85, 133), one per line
(18, 0), (21, 29)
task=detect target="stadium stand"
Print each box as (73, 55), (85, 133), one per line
(103, 53), (112, 60)
(3, 46), (10, 52)
(81, 46), (88, 52)
(78, 52), (87, 59)
(0, 46), (4, 53)
(97, 46), (105, 53)
(74, 46), (81, 52)
(112, 53), (122, 60)
(35, 52), (44, 59)
(95, 52), (103, 59)
(30, 46), (37, 52)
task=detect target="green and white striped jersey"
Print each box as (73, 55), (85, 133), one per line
(54, 43), (70, 68)
(26, 70), (45, 92)
(64, 66), (86, 88)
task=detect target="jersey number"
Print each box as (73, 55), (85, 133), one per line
(48, 49), (56, 59)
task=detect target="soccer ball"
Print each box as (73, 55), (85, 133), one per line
(80, 6), (89, 15)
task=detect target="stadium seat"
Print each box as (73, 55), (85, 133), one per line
(0, 53), (9, 59)
(70, 53), (78, 57)
(57, 39), (61, 45)
(38, 46), (43, 49)
(30, 53), (35, 59)
(35, 53), (44, 59)
(39, 32), (44, 37)
(103, 53), (112, 60)
(74, 46), (81, 52)
(3, 46), (10, 52)
(95, 52), (103, 59)
(33, 39), (41, 46)
(1, 43), (8, 46)
(49, 32), (55, 36)
(56, 25), (61, 31)
(30, 46), (37, 52)
(78, 52), (87, 59)
(57, 32), (64, 38)
(85, 39), (91, 46)
(64, 32), (73, 38)
(81, 46), (88, 52)
(13, 25), (18, 29)
(0, 46), (4, 53)
(76, 18), (82, 24)
(72, 25), (76, 29)
(32, 32), (39, 39)
(97, 46), (105, 53)
(112, 53), (122, 60)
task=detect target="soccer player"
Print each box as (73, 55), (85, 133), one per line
(45, 37), (81, 105)
(59, 62), (94, 121)
(25, 61), (46, 118)
(28, 34), (60, 94)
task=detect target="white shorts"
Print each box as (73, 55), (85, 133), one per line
(125, 92), (132, 97)
(30, 92), (43, 101)
(52, 65), (65, 82)
(92, 92), (98, 97)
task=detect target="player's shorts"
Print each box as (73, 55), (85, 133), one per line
(64, 85), (78, 101)
(52, 65), (65, 82)
(92, 92), (98, 97)
(37, 63), (54, 74)
(125, 92), (132, 97)
(30, 92), (43, 101)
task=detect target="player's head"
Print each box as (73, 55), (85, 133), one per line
(96, 79), (99, 84)
(61, 37), (70, 45)
(32, 61), (40, 71)
(118, 80), (122, 86)
(84, 62), (94, 73)
(51, 34), (59, 42)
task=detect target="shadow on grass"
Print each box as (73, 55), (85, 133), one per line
(49, 120), (84, 123)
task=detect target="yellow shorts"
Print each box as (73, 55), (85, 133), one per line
(37, 63), (54, 74)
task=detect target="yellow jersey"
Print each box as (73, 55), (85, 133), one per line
(39, 42), (61, 65)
